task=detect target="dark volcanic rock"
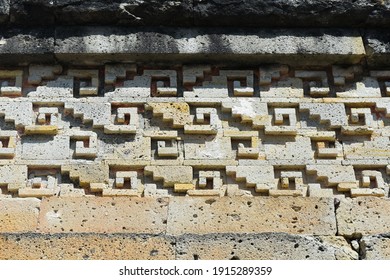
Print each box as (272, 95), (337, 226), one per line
(193, 0), (390, 28)
(0, 27), (55, 64)
(363, 28), (390, 66)
(9, 0), (194, 26)
(5, 0), (390, 27)
(10, 0), (55, 25)
(0, 0), (10, 24)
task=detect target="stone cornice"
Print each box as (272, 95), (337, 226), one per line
(0, 27), (374, 66)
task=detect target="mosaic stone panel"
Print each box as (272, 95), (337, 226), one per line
(1, 64), (390, 199)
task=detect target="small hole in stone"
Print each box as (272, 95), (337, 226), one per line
(150, 250), (158, 256)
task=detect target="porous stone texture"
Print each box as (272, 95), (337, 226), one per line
(360, 235), (390, 260)
(364, 30), (390, 66)
(0, 28), (55, 64)
(0, 198), (40, 232)
(337, 197), (390, 237)
(0, 232), (358, 260)
(167, 197), (336, 236)
(54, 27), (366, 65)
(1, 0), (390, 261)
(38, 197), (169, 234)
(175, 233), (358, 260)
(0, 233), (175, 260)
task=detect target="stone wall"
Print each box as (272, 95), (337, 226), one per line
(1, 0), (390, 260)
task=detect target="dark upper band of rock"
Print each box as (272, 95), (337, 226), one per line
(2, 0), (390, 28)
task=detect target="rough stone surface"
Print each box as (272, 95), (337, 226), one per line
(364, 30), (390, 66)
(4, 1), (390, 28)
(0, 198), (40, 232)
(1, 0), (390, 261)
(9, 0), (193, 26)
(360, 235), (390, 260)
(337, 197), (390, 237)
(0, 232), (359, 260)
(0, 28), (54, 64)
(54, 27), (365, 65)
(0, 0), (9, 24)
(0, 233), (175, 260)
(38, 197), (169, 234)
(175, 233), (358, 260)
(0, 27), (367, 65)
(167, 197), (336, 236)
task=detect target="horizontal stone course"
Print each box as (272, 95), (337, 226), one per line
(54, 27), (365, 65)
(38, 197), (169, 234)
(0, 232), (358, 260)
(0, 26), (389, 66)
(3, 0), (390, 28)
(167, 197), (337, 236)
(175, 233), (358, 260)
(0, 233), (175, 260)
(0, 27), (366, 65)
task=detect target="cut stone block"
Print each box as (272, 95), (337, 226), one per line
(55, 27), (365, 65)
(0, 198), (40, 232)
(226, 165), (275, 193)
(145, 166), (193, 187)
(306, 165), (357, 191)
(147, 102), (191, 128)
(176, 233), (357, 260)
(167, 197), (336, 236)
(337, 197), (390, 237)
(300, 103), (347, 128)
(61, 163), (109, 188)
(0, 101), (33, 128)
(360, 235), (390, 260)
(38, 197), (169, 234)
(22, 135), (70, 160)
(65, 101), (111, 128)
(0, 233), (174, 260)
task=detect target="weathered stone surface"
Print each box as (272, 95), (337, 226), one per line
(365, 30), (390, 66)
(0, 198), (40, 232)
(167, 197), (336, 236)
(10, 0), (55, 25)
(0, 0), (9, 24)
(38, 197), (168, 234)
(0, 233), (174, 260)
(0, 28), (54, 64)
(360, 235), (390, 260)
(337, 197), (390, 237)
(54, 27), (365, 65)
(193, 0), (390, 28)
(9, 0), (193, 26)
(175, 233), (357, 260)
(5, 1), (390, 28)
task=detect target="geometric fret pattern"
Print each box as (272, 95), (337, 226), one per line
(1, 64), (390, 199)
